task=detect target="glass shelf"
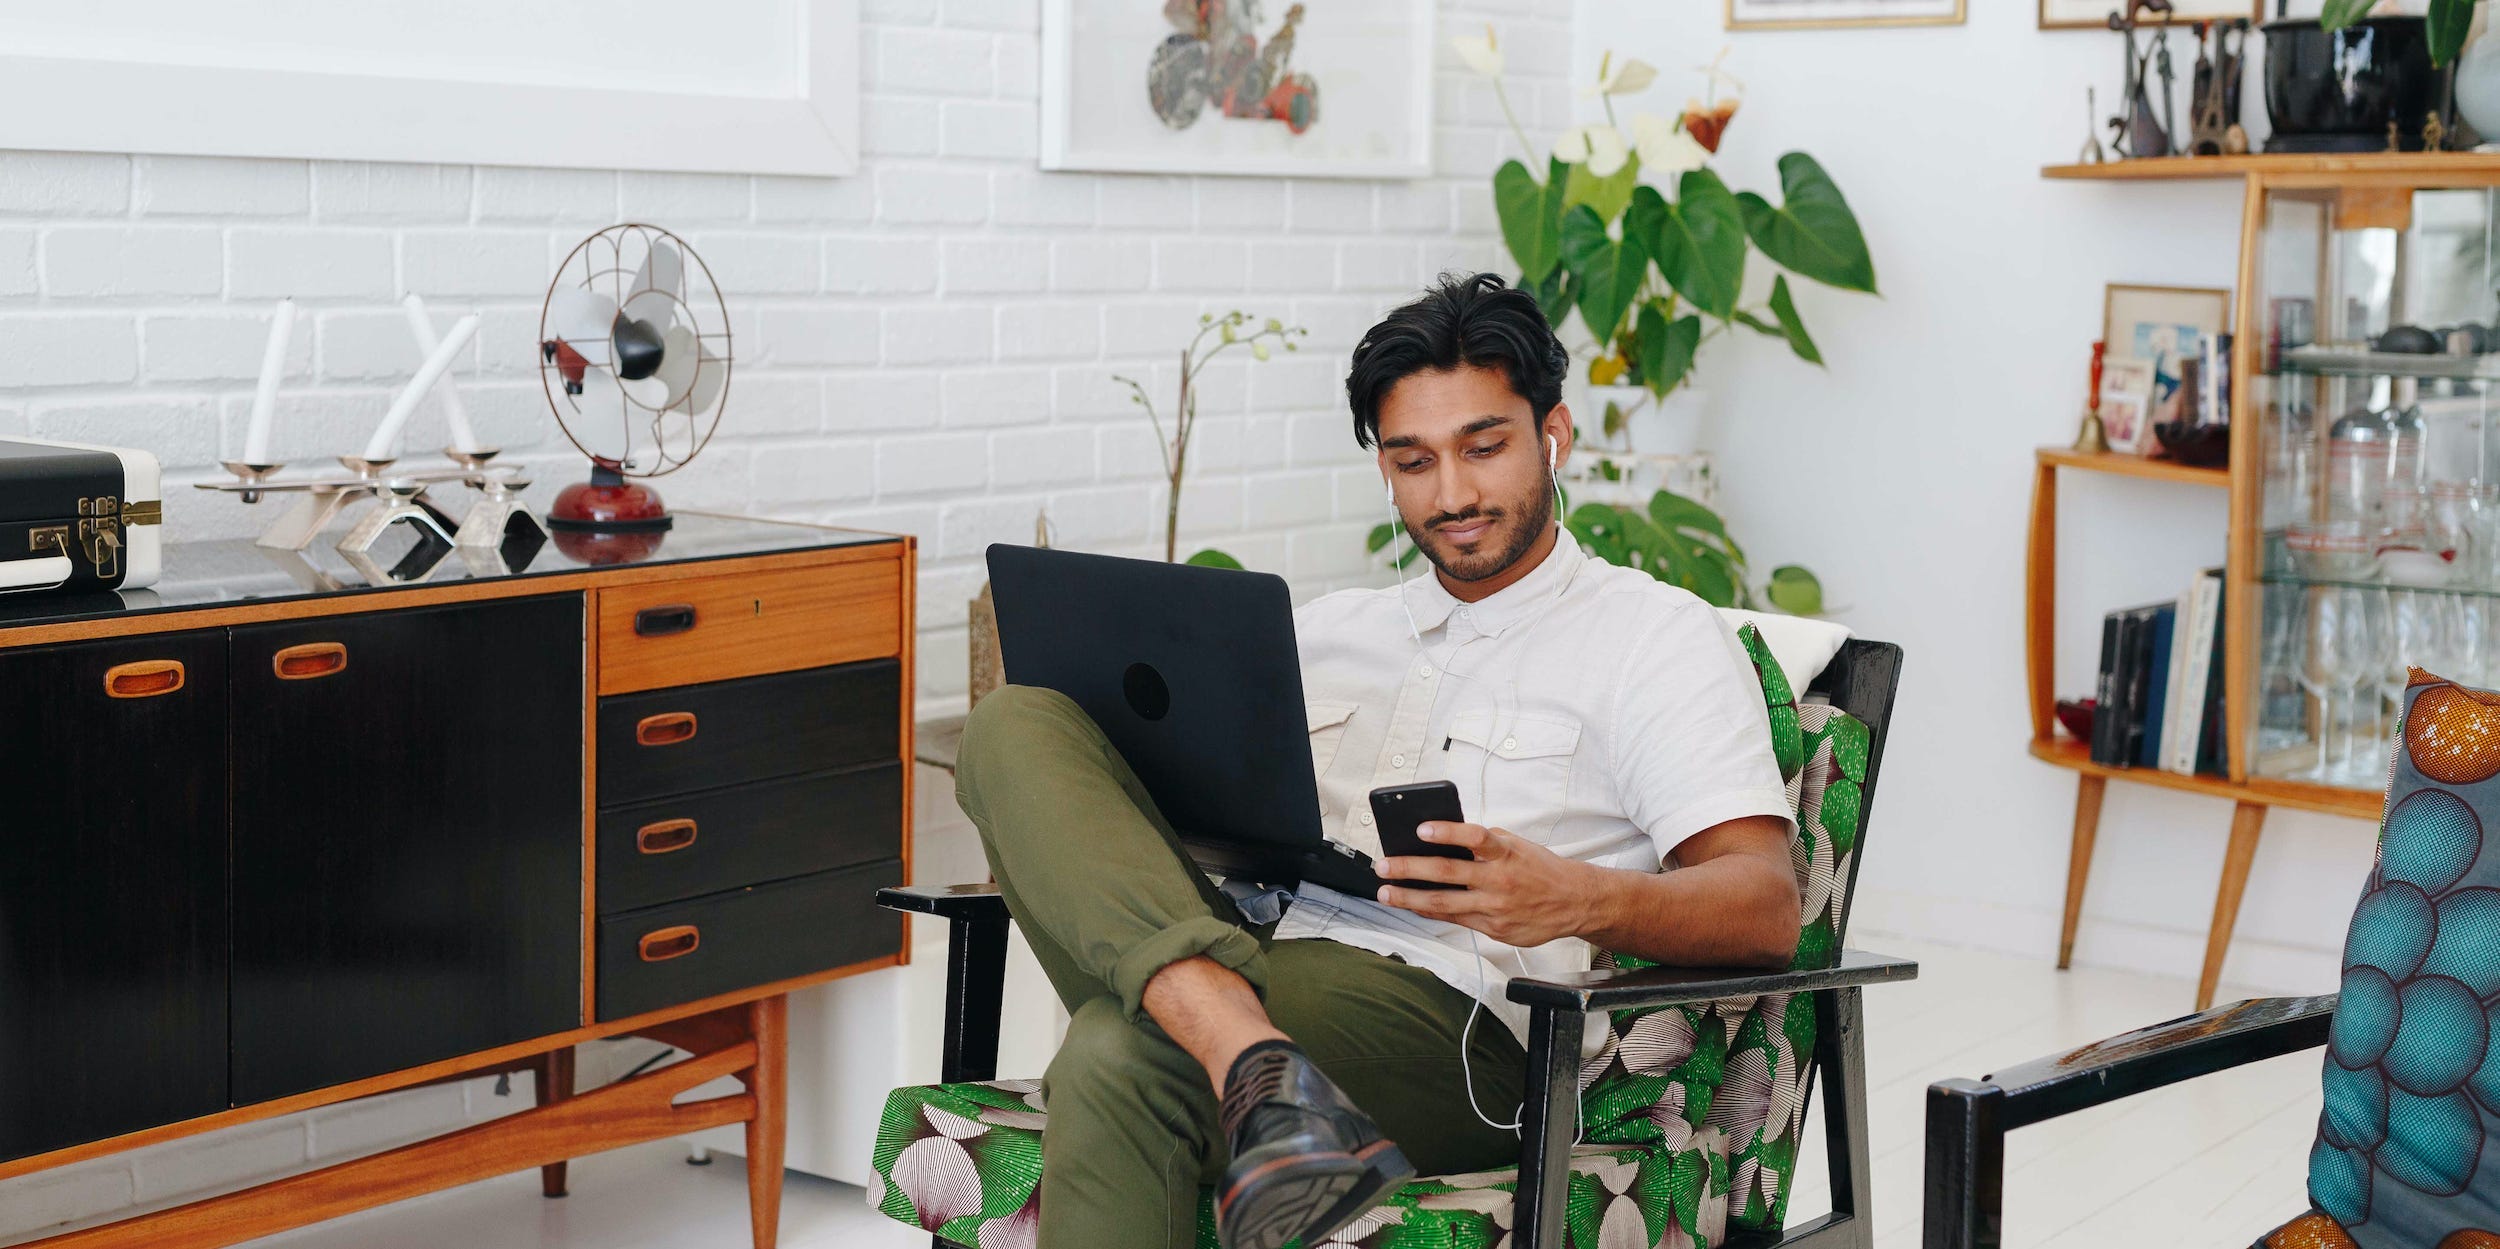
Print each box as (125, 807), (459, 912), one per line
(2274, 347), (2500, 382)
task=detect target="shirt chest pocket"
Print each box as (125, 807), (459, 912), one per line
(1443, 710), (1582, 836)
(1306, 702), (1358, 778)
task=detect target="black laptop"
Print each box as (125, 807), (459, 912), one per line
(984, 544), (1381, 894)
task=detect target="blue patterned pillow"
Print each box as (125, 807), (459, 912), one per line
(2308, 670), (2500, 1243)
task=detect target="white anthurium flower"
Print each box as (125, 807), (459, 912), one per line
(1554, 123), (1631, 177)
(1453, 24), (1503, 78)
(1631, 113), (1710, 176)
(1583, 54), (1658, 98)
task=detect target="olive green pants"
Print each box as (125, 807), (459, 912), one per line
(954, 685), (1528, 1249)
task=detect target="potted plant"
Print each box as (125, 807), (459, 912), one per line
(1115, 310), (1307, 570)
(1377, 31), (1867, 616)
(2321, 0), (2500, 142)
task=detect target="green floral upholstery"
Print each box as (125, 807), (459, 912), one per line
(873, 623), (1871, 1249)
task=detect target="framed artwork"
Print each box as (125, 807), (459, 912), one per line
(1041, 0), (1435, 179)
(1726, 0), (1964, 30)
(2099, 356), (2157, 454)
(0, 0), (857, 176)
(2040, 0), (2261, 30)
(2104, 284), (2232, 376)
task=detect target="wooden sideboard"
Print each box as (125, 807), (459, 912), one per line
(0, 514), (915, 1249)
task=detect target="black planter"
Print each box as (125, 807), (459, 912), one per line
(2263, 16), (2441, 153)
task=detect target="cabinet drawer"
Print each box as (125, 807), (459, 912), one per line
(597, 764), (902, 914)
(596, 859), (904, 1021)
(596, 558), (902, 696)
(597, 660), (900, 806)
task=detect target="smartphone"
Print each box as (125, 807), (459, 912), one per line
(1369, 780), (1472, 890)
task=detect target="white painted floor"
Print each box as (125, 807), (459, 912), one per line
(242, 936), (2320, 1249)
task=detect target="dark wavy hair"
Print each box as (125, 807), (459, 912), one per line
(1344, 272), (1570, 450)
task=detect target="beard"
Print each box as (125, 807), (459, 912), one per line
(1406, 470), (1556, 584)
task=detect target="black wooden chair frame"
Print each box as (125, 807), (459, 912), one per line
(1922, 993), (2338, 1248)
(882, 639), (1915, 1249)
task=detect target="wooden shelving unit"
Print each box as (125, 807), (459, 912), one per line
(2035, 153), (2500, 1010)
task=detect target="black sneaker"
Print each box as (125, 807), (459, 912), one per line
(1216, 1042), (1417, 1249)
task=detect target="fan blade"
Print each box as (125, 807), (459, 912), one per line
(652, 325), (700, 409)
(618, 372), (671, 411)
(684, 343), (727, 416)
(612, 312), (666, 382)
(633, 239), (684, 312)
(548, 286), (616, 345)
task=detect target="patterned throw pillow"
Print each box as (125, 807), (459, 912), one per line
(2277, 671), (2500, 1246)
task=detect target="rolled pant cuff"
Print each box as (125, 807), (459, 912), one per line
(1110, 916), (1267, 1022)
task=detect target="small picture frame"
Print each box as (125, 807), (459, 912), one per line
(2105, 283), (2231, 380)
(1726, 0), (1964, 30)
(2039, 0), (2261, 30)
(2100, 356), (2157, 454)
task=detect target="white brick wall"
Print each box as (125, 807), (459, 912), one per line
(0, 0), (1570, 1232)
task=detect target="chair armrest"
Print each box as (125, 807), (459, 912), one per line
(1504, 949), (1918, 1012)
(1933, 992), (2334, 1130)
(877, 883), (1009, 923)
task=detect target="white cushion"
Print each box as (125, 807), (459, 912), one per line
(1717, 608), (1852, 694)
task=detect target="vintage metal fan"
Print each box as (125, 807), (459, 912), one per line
(537, 224), (733, 533)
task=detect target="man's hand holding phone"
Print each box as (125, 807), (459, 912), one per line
(1371, 784), (1595, 948)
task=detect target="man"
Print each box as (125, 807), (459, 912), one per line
(954, 273), (1799, 1249)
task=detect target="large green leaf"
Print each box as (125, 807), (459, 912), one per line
(1562, 154), (1642, 227)
(1648, 489), (1744, 565)
(1737, 153), (1877, 295)
(1648, 171), (1747, 319)
(1767, 274), (1823, 366)
(1636, 303), (1703, 398)
(1765, 564), (1824, 616)
(2430, 0), (2473, 65)
(1494, 159), (1561, 283)
(1184, 548), (1244, 570)
(1561, 204), (1648, 345)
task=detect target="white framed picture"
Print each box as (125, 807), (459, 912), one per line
(1041, 0), (1435, 179)
(1726, 0), (1964, 30)
(2040, 0), (2260, 30)
(0, 0), (858, 176)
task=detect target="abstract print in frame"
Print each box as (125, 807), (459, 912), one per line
(1042, 0), (1434, 178)
(1726, 0), (1963, 30)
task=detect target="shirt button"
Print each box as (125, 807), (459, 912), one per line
(1417, 665), (1434, 678)
(1502, 736), (1519, 752)
(1358, 811), (1374, 826)
(1392, 753), (1407, 768)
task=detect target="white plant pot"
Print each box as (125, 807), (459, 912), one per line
(1569, 382), (1713, 457)
(2460, 9), (2500, 147)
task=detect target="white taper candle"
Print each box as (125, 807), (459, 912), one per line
(242, 299), (293, 464)
(362, 314), (480, 461)
(399, 294), (482, 454)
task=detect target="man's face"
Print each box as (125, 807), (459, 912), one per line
(1375, 364), (1571, 586)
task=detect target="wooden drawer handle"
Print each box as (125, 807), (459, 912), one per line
(636, 818), (699, 855)
(273, 642), (348, 681)
(103, 660), (185, 699)
(634, 603), (698, 637)
(635, 712), (698, 747)
(638, 925), (701, 962)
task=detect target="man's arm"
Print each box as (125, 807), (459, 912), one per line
(1376, 814), (1801, 968)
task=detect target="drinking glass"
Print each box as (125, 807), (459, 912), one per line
(2298, 587), (2368, 782)
(2356, 589), (2398, 783)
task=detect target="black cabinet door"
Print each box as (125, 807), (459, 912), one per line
(0, 630), (228, 1162)
(229, 596), (582, 1103)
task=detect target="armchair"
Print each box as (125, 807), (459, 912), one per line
(878, 632), (1915, 1249)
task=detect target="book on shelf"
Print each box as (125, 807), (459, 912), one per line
(2090, 579), (2228, 776)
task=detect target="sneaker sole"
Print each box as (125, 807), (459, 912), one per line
(1217, 1148), (1368, 1249)
(1299, 1139), (1417, 1244)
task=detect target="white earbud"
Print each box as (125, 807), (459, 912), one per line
(1546, 434), (1558, 471)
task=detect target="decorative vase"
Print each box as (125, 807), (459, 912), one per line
(2458, 8), (2500, 148)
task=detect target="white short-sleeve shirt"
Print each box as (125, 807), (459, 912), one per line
(1270, 531), (1793, 1056)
